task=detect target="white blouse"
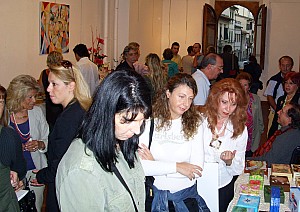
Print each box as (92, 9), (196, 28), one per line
(199, 117), (248, 188)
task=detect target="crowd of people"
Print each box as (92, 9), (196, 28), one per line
(0, 40), (299, 212)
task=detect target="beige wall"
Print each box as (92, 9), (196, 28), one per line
(0, 0), (104, 87)
(0, 0), (299, 90)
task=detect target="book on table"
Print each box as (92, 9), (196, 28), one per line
(245, 160), (267, 175)
(270, 175), (290, 192)
(271, 164), (293, 183)
(291, 164), (300, 181)
(289, 187), (300, 212)
(236, 194), (260, 212)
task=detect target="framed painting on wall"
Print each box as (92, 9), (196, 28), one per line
(40, 2), (70, 54)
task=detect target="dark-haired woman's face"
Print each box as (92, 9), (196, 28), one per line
(115, 111), (145, 141)
(217, 92), (237, 120)
(166, 84), (194, 120)
(284, 79), (298, 95)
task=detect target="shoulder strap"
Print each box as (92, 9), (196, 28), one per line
(148, 119), (154, 149)
(0, 125), (2, 134)
(111, 163), (138, 212)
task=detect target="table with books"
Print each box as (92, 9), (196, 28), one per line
(227, 161), (300, 211)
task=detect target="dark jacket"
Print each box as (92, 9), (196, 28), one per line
(0, 126), (26, 212)
(256, 126), (300, 167)
(268, 92), (300, 138)
(36, 101), (85, 212)
(219, 52), (239, 79)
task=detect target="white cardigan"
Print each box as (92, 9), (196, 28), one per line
(9, 106), (49, 169)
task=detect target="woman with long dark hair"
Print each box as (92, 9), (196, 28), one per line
(56, 69), (152, 211)
(139, 73), (210, 211)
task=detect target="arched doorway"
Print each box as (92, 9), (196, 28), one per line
(202, 1), (267, 69)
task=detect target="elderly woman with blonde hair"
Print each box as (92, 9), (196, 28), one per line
(6, 75), (49, 212)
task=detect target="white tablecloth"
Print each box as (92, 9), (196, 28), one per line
(227, 169), (291, 211)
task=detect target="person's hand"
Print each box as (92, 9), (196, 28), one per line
(14, 180), (24, 192)
(24, 139), (44, 152)
(220, 150), (236, 166)
(30, 170), (44, 187)
(176, 162), (202, 180)
(10, 171), (24, 191)
(138, 143), (154, 160)
(10, 171), (18, 188)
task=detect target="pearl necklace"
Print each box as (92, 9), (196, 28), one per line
(11, 113), (31, 140)
(214, 119), (229, 138)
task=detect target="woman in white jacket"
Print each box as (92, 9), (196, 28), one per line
(198, 78), (248, 212)
(6, 75), (49, 212)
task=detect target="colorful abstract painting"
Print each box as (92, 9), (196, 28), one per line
(40, 2), (70, 54)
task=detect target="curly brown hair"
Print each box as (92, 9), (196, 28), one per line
(203, 78), (248, 139)
(153, 73), (201, 139)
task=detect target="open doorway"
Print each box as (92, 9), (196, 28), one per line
(217, 5), (254, 70)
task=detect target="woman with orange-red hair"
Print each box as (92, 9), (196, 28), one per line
(199, 78), (248, 212)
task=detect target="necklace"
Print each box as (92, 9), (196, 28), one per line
(14, 115), (28, 119)
(214, 119), (228, 137)
(286, 95), (293, 103)
(11, 113), (31, 140)
(209, 119), (228, 150)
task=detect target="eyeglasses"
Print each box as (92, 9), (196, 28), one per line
(213, 65), (223, 71)
(60, 60), (75, 78)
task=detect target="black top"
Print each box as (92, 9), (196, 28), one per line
(36, 101), (85, 183)
(243, 62), (262, 83)
(41, 69), (63, 128)
(0, 126), (26, 179)
(116, 61), (135, 72)
(219, 52), (239, 79)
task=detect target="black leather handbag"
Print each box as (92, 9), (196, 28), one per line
(19, 181), (37, 212)
(145, 119), (155, 212)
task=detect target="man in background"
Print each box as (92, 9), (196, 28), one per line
(219, 45), (239, 79)
(192, 53), (223, 106)
(171, 42), (183, 71)
(264, 55), (294, 131)
(192, 43), (204, 74)
(181, 46), (195, 74)
(73, 44), (99, 95)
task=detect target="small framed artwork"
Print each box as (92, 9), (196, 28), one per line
(40, 2), (70, 54)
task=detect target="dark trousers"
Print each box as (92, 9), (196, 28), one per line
(218, 176), (236, 212)
(46, 183), (59, 212)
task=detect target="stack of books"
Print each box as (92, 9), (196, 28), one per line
(249, 169), (264, 190)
